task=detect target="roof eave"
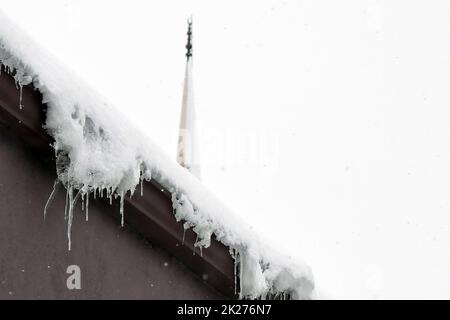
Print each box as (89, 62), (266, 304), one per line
(0, 66), (237, 298)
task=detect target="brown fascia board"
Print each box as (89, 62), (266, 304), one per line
(0, 67), (237, 298)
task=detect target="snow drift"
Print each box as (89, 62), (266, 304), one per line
(0, 10), (314, 299)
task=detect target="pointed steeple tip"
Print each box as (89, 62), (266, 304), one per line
(186, 16), (193, 60)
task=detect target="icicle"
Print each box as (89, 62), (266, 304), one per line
(18, 84), (23, 110)
(239, 249), (243, 299)
(67, 186), (73, 251)
(64, 183), (69, 220)
(234, 250), (238, 295)
(67, 189), (81, 251)
(182, 228), (186, 245)
(120, 190), (125, 227)
(81, 193), (84, 211)
(44, 179), (59, 220)
(93, 187), (96, 199)
(193, 234), (198, 256)
(200, 246), (203, 257)
(140, 176), (144, 197)
(85, 190), (89, 222)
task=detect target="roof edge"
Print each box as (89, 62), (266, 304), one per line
(0, 66), (237, 298)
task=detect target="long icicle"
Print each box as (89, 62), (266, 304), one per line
(239, 250), (243, 299)
(67, 189), (81, 251)
(67, 186), (73, 250)
(85, 190), (89, 221)
(120, 190), (125, 227)
(234, 249), (238, 295)
(64, 184), (69, 220)
(18, 84), (23, 109)
(44, 179), (59, 220)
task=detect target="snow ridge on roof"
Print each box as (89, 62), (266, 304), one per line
(0, 10), (314, 299)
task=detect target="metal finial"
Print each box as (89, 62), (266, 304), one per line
(186, 16), (193, 60)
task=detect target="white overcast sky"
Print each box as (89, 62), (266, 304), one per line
(2, 0), (450, 299)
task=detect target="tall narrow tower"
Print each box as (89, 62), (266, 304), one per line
(177, 17), (201, 179)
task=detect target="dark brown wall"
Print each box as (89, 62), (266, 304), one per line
(0, 125), (223, 299)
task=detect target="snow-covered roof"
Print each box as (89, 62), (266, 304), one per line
(0, 10), (314, 299)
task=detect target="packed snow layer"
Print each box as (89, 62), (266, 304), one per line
(0, 10), (314, 299)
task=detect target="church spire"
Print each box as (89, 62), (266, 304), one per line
(177, 17), (201, 179)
